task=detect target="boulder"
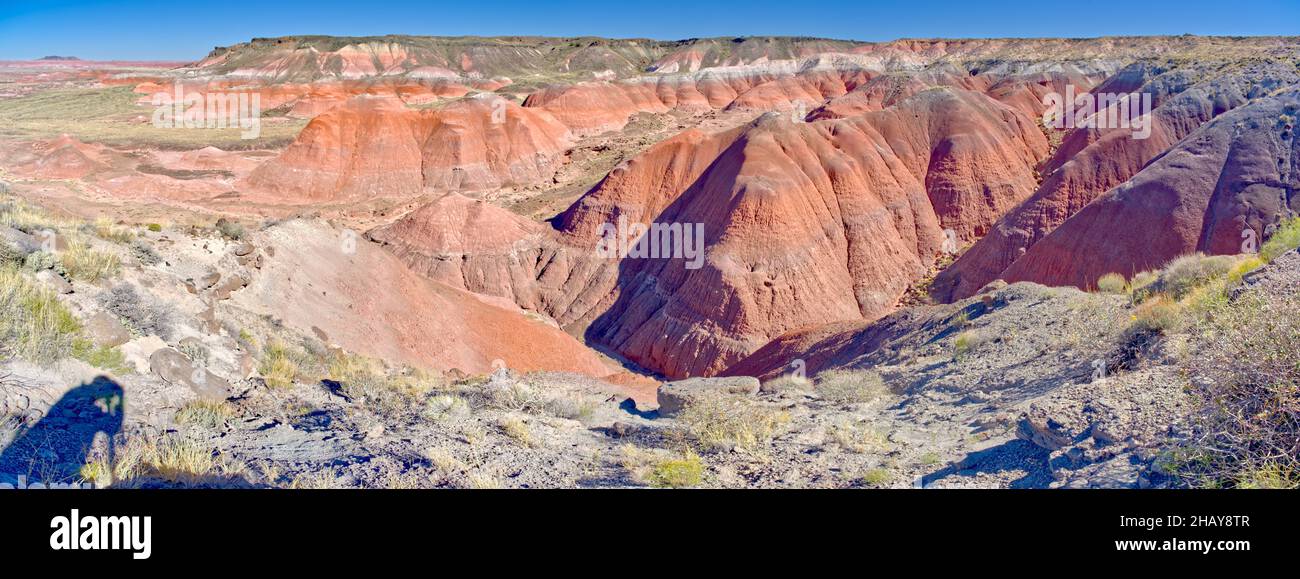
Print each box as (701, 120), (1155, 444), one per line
(149, 347), (231, 402)
(34, 270), (72, 294)
(1, 226), (40, 255)
(84, 311), (131, 347)
(656, 376), (760, 417)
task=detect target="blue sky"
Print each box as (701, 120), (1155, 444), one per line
(1, 0), (1297, 60)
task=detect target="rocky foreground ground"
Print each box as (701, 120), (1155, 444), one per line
(3, 192), (1294, 488)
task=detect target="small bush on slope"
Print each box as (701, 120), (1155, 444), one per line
(649, 451), (703, 488)
(100, 283), (174, 339)
(678, 395), (790, 452)
(1177, 290), (1300, 488)
(1096, 272), (1128, 294)
(814, 369), (890, 403)
(1152, 253), (1238, 301)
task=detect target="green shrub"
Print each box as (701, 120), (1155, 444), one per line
(72, 340), (132, 374)
(649, 451), (704, 488)
(215, 218), (245, 240)
(862, 468), (893, 487)
(1260, 217), (1300, 262)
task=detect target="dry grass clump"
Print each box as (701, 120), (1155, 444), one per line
(1096, 272), (1128, 294)
(425, 394), (470, 421)
(84, 435), (247, 488)
(826, 419), (889, 454)
(91, 216), (135, 243)
(477, 379), (548, 412)
(761, 373), (812, 394)
(289, 468), (348, 489)
(327, 351), (448, 418)
(543, 393), (599, 424)
(497, 415), (537, 448)
(952, 330), (990, 359)
(0, 195), (76, 234)
(422, 447), (468, 475)
(175, 400), (234, 430)
(60, 239), (120, 283)
(861, 467), (893, 487)
(814, 369), (890, 403)
(260, 340), (302, 389)
(1127, 270), (1159, 302)
(678, 395), (790, 452)
(1130, 296), (1185, 334)
(1177, 290), (1300, 488)
(649, 451), (704, 488)
(0, 265), (81, 363)
(1149, 253), (1238, 301)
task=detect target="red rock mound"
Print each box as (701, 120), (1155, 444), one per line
(235, 219), (614, 376)
(523, 67), (876, 135)
(1000, 89), (1299, 289)
(933, 63), (1300, 299)
(245, 95), (572, 202)
(2, 135), (110, 180)
(376, 87), (1048, 378)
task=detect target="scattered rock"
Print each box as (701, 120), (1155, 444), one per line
(195, 270), (221, 291)
(1016, 408), (1078, 451)
(208, 274), (249, 301)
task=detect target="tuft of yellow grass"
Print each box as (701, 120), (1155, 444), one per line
(259, 340), (300, 389)
(0, 265), (81, 363)
(60, 239), (120, 283)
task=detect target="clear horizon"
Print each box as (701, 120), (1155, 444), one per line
(2, 0), (1299, 61)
